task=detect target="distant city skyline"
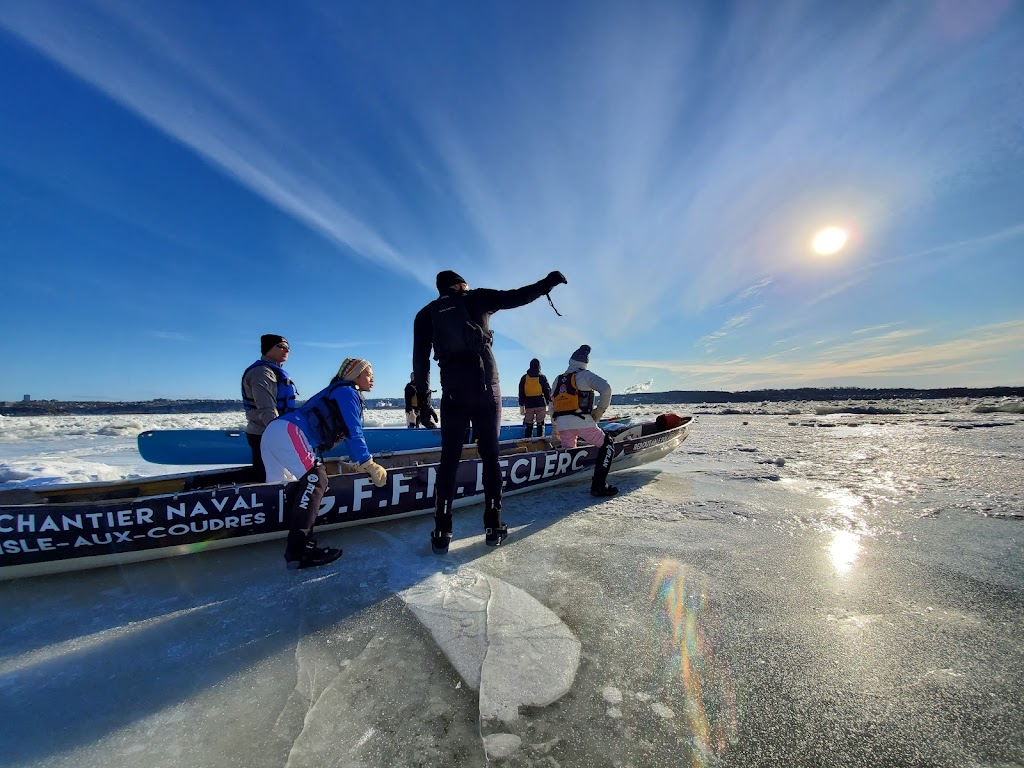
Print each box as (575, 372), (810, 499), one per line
(2, 0), (1022, 400)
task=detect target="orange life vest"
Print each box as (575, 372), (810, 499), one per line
(552, 372), (594, 417)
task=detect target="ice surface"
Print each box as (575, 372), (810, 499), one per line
(1, 399), (1023, 766)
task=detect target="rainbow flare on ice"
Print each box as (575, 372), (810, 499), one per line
(649, 559), (738, 767)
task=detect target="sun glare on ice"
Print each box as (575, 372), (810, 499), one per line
(811, 227), (848, 256)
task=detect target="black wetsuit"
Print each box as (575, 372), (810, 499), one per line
(412, 273), (565, 533)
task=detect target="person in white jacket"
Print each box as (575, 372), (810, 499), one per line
(548, 345), (618, 497)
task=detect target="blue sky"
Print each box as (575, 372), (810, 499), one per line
(2, 0), (1022, 401)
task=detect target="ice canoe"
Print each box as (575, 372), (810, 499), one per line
(135, 421), (623, 465)
(1, 415), (692, 580)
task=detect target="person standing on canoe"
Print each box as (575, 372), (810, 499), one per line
(549, 345), (619, 497)
(261, 357), (388, 570)
(518, 358), (552, 438)
(241, 334), (298, 481)
(412, 269), (568, 554)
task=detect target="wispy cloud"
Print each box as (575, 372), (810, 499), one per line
(614, 319), (1024, 388)
(146, 331), (190, 342)
(698, 308), (761, 354)
(735, 277), (774, 302)
(853, 323), (899, 335)
(874, 222), (1024, 270)
(0, 1), (424, 284)
(2, 0), (1021, 368)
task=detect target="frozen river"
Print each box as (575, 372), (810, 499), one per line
(1, 399), (1022, 766)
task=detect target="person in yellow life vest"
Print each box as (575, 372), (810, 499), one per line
(518, 358), (552, 438)
(549, 345), (618, 497)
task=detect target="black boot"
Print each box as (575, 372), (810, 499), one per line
(524, 422), (533, 439)
(485, 524), (508, 546)
(590, 432), (618, 497)
(285, 534), (342, 570)
(282, 466), (339, 569)
(483, 499), (502, 529)
(431, 530), (452, 554)
(432, 499), (454, 554)
(482, 499), (507, 545)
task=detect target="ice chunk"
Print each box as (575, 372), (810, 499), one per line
(399, 566), (581, 722)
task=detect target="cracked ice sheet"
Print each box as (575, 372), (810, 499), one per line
(398, 566), (581, 722)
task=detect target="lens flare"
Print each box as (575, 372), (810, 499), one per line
(650, 560), (738, 767)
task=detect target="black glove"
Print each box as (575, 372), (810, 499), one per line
(544, 270), (568, 289)
(418, 405), (439, 429)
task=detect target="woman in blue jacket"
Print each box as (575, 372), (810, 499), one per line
(261, 357), (387, 570)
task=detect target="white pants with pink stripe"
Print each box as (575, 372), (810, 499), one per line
(260, 419), (316, 483)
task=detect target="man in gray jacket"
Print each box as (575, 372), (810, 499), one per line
(241, 334), (298, 480)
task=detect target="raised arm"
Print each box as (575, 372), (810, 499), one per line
(471, 271), (567, 314)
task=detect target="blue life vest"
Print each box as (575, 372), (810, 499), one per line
(242, 360), (297, 414)
(299, 380), (361, 452)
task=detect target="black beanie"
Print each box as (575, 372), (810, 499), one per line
(570, 345), (591, 364)
(436, 270), (466, 294)
(261, 334), (286, 354)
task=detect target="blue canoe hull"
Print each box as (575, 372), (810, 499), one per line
(138, 423), (558, 465)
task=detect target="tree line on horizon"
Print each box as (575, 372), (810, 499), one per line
(3, 386), (1022, 417)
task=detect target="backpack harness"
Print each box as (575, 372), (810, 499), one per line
(300, 380), (360, 453)
(552, 372), (594, 418)
(430, 293), (492, 362)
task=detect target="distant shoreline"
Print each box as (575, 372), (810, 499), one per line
(2, 386), (1021, 417)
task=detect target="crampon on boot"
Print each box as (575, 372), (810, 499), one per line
(285, 539), (342, 570)
(485, 524), (509, 547)
(431, 530), (453, 554)
(590, 484), (619, 498)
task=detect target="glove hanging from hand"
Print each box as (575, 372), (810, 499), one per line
(591, 406), (607, 423)
(358, 458), (387, 487)
(519, 405), (526, 416)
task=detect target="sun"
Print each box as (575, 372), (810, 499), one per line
(811, 226), (848, 256)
